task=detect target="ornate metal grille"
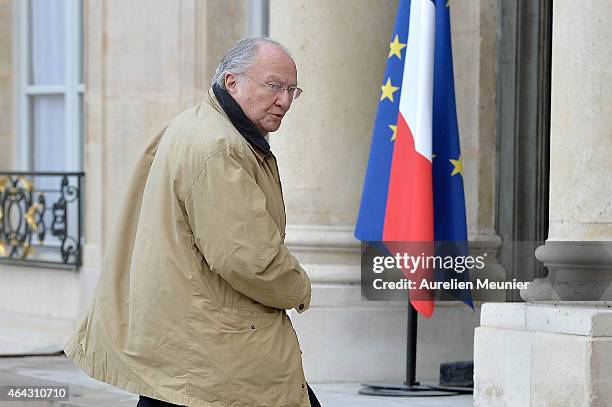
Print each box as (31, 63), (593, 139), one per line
(0, 172), (84, 269)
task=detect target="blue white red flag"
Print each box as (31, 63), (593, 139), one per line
(355, 0), (473, 317)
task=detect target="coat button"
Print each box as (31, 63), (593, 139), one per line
(298, 304), (304, 310)
(264, 155), (271, 160)
(251, 325), (255, 329)
(302, 384), (305, 388)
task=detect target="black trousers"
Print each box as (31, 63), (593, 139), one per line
(137, 383), (321, 407)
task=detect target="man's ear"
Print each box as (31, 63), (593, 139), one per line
(224, 73), (239, 94)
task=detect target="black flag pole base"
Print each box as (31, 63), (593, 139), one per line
(358, 382), (460, 397)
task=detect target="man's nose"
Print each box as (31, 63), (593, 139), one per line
(275, 90), (293, 110)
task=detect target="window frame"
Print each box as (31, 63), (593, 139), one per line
(15, 0), (84, 172)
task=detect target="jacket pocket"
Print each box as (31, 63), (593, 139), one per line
(205, 308), (305, 406)
(216, 306), (278, 333)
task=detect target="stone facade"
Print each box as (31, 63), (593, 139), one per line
(474, 0), (612, 404)
(476, 303), (612, 406)
(2, 0), (500, 384)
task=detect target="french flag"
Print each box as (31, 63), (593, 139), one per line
(355, 0), (473, 317)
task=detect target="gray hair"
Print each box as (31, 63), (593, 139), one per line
(211, 37), (291, 89)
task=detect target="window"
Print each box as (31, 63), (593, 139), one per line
(2, 0), (85, 267)
(17, 0), (84, 172)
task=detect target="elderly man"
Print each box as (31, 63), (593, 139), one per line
(64, 37), (320, 407)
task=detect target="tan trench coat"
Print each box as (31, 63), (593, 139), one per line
(64, 89), (313, 407)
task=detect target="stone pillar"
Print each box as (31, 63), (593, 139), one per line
(520, 0), (612, 302)
(451, 0), (505, 300)
(475, 1), (612, 405)
(270, 0), (495, 383)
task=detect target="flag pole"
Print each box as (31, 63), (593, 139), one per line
(405, 303), (418, 386)
(358, 303), (460, 397)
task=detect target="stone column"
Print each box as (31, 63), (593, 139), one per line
(475, 1), (612, 405)
(521, 0), (612, 302)
(451, 0), (505, 300)
(270, 0), (495, 383)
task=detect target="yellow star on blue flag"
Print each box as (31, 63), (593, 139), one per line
(449, 155), (463, 176)
(388, 35), (407, 59)
(389, 124), (397, 141)
(380, 78), (399, 102)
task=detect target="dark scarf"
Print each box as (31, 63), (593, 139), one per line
(212, 83), (271, 154)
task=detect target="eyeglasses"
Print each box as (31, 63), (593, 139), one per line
(240, 73), (303, 100)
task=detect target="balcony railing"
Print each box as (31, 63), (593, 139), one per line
(0, 171), (84, 269)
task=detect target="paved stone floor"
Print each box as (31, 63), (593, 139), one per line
(0, 355), (473, 406)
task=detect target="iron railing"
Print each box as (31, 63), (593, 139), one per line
(0, 172), (84, 269)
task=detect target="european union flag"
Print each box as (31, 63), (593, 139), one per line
(355, 0), (473, 311)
